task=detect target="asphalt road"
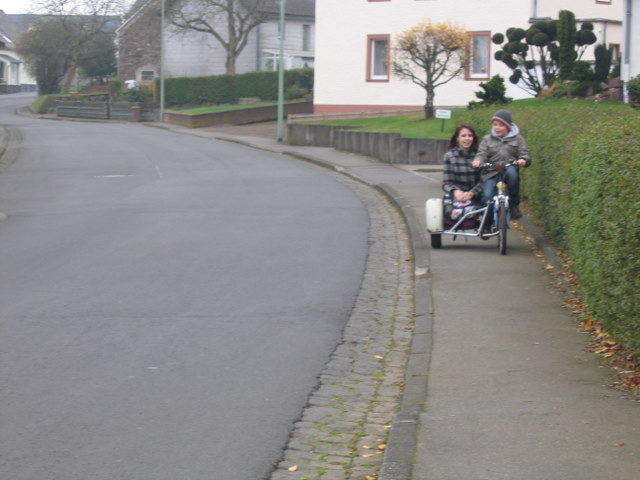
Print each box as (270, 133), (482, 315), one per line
(0, 94), (370, 480)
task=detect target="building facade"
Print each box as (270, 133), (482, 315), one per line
(117, 0), (315, 85)
(0, 10), (36, 93)
(314, 0), (623, 113)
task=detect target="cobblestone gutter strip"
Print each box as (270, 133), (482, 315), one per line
(268, 178), (415, 480)
(375, 185), (433, 480)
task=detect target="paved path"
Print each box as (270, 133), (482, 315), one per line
(3, 116), (638, 480)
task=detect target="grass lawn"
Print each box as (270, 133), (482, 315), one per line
(320, 112), (459, 140)
(169, 103), (278, 115)
(317, 98), (633, 139)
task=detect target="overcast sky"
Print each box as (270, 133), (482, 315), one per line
(1, 0), (35, 14)
(1, 0), (134, 14)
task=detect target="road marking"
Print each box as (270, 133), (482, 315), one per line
(93, 174), (133, 178)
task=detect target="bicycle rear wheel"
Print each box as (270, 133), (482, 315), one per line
(497, 201), (507, 255)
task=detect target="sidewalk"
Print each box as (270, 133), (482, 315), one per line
(161, 122), (639, 480)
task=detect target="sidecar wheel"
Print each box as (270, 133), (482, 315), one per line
(431, 233), (442, 249)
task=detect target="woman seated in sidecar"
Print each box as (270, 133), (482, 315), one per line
(441, 123), (483, 229)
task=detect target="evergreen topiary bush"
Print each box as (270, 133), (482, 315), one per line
(468, 75), (512, 109)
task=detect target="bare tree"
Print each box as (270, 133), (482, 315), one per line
(393, 20), (470, 119)
(166, 0), (274, 74)
(31, 0), (123, 92)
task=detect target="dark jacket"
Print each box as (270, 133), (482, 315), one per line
(442, 147), (482, 197)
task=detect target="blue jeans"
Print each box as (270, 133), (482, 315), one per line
(481, 166), (520, 207)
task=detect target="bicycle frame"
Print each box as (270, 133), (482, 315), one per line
(432, 162), (513, 245)
(439, 183), (508, 239)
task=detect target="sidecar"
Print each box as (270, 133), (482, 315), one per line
(425, 196), (496, 248)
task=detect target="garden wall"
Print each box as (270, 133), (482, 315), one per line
(286, 123), (447, 165)
(164, 101), (313, 128)
(56, 101), (158, 121)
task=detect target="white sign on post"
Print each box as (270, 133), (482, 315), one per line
(435, 109), (452, 119)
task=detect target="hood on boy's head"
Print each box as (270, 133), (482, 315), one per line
(490, 109), (520, 138)
(491, 109), (512, 129)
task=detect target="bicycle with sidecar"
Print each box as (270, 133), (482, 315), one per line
(425, 161), (515, 255)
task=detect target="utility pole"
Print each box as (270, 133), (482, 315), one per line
(160, 0), (165, 122)
(277, 0), (286, 142)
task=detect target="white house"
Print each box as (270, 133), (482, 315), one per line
(117, 0), (315, 85)
(314, 0), (623, 114)
(623, 0), (640, 88)
(0, 10), (36, 93)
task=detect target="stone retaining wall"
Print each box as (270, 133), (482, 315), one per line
(287, 123), (448, 165)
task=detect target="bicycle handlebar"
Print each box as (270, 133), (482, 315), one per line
(477, 160), (517, 172)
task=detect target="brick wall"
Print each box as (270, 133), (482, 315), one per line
(118, 1), (161, 82)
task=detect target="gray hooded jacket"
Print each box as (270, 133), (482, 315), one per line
(474, 123), (531, 179)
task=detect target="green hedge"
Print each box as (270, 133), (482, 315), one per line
(159, 68), (313, 107)
(457, 99), (640, 353)
(568, 115), (640, 352)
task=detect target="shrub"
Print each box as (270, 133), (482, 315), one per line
(468, 75), (512, 109)
(107, 78), (125, 101)
(29, 94), (69, 113)
(626, 74), (640, 105)
(160, 68), (314, 107)
(284, 83), (309, 100)
(571, 60), (595, 82)
(594, 44), (613, 82)
(125, 85), (154, 103)
(568, 115), (640, 352)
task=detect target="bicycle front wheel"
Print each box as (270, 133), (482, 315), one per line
(497, 201), (507, 255)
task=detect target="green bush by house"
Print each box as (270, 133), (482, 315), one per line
(159, 68), (313, 107)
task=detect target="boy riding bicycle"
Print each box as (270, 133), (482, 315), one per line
(471, 109), (531, 220)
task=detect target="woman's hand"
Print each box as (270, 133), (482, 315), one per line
(454, 190), (475, 202)
(471, 160), (481, 168)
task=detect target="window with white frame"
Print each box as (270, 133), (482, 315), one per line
(367, 35), (390, 81)
(467, 32), (490, 79)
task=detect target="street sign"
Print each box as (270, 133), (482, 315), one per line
(435, 109), (452, 119)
